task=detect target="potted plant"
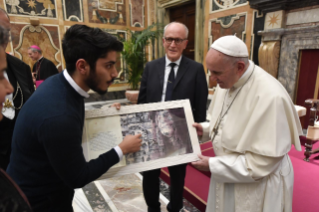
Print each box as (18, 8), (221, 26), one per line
(121, 23), (163, 103)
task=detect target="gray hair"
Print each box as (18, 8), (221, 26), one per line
(28, 47), (42, 55)
(223, 54), (249, 67)
(163, 22), (189, 39)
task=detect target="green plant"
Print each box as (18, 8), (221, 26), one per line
(121, 23), (163, 90)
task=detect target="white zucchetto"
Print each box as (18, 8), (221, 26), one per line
(210, 35), (249, 57)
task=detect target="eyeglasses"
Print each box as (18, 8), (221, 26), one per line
(164, 37), (187, 45)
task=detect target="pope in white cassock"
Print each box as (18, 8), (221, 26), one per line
(192, 35), (302, 212)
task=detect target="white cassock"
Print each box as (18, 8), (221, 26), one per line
(201, 61), (302, 212)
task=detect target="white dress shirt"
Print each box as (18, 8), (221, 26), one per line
(2, 71), (15, 120)
(161, 55), (182, 102)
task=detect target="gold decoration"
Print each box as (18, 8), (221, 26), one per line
(99, 0), (123, 10)
(27, 0), (37, 10)
(37, 0), (55, 10)
(258, 41), (281, 78)
(3, 99), (13, 109)
(268, 14), (280, 28)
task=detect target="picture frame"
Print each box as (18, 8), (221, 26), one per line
(82, 99), (201, 179)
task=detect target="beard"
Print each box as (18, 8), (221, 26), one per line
(85, 68), (114, 95)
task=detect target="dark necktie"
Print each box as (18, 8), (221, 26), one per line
(165, 63), (176, 101)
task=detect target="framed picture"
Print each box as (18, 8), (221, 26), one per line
(82, 99), (201, 179)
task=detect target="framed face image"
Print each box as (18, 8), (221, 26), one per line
(82, 99), (201, 179)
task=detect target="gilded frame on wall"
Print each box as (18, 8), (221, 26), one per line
(82, 99), (200, 179)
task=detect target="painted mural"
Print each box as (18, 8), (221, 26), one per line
(10, 23), (62, 71)
(212, 0), (247, 12)
(209, 14), (246, 44)
(4, 0), (57, 18)
(88, 0), (126, 25)
(1, 0), (157, 91)
(62, 0), (83, 22)
(130, 0), (144, 27)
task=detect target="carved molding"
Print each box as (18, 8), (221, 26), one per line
(247, 0), (319, 13)
(258, 25), (319, 41)
(258, 41), (281, 78)
(157, 0), (192, 8)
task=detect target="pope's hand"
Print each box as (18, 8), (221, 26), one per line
(118, 134), (142, 155)
(193, 123), (203, 137)
(110, 102), (121, 110)
(192, 154), (210, 172)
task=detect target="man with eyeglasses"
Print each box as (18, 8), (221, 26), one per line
(138, 22), (208, 212)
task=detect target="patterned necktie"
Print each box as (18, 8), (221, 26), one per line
(165, 63), (176, 101)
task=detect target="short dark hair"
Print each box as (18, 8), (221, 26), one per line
(62, 24), (123, 75)
(0, 25), (9, 47)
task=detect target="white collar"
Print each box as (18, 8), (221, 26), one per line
(165, 55), (182, 67)
(63, 70), (89, 98)
(37, 56), (43, 62)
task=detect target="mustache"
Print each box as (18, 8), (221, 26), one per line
(108, 78), (115, 84)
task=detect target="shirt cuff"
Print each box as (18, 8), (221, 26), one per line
(114, 146), (123, 161)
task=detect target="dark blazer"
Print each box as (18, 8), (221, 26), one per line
(7, 54), (34, 102)
(0, 54), (35, 170)
(32, 57), (59, 80)
(138, 56), (208, 122)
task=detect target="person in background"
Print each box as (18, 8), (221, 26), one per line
(192, 35), (302, 212)
(0, 23), (32, 212)
(138, 22), (208, 212)
(7, 24), (142, 212)
(0, 8), (35, 170)
(28, 45), (59, 85)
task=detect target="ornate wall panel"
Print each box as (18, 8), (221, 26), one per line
(88, 0), (126, 25)
(264, 10), (284, 30)
(211, 0), (248, 13)
(4, 0), (57, 18)
(11, 23), (62, 71)
(129, 0), (144, 27)
(147, 0), (156, 25)
(62, 0), (83, 22)
(208, 13), (246, 45)
(0, 0), (171, 93)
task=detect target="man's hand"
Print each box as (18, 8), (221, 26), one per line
(193, 123), (203, 137)
(118, 134), (142, 155)
(32, 73), (36, 84)
(192, 154), (210, 172)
